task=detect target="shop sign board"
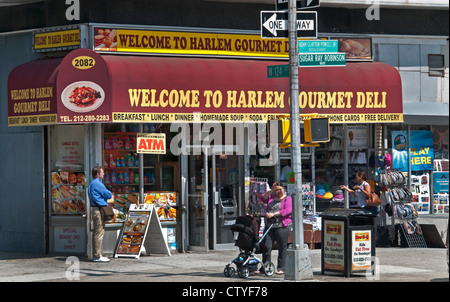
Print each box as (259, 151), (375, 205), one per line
(298, 40), (338, 53)
(94, 27), (292, 59)
(261, 11), (317, 38)
(8, 49), (403, 126)
(54, 226), (86, 253)
(115, 204), (170, 259)
(136, 133), (166, 154)
(299, 52), (346, 67)
(7, 60), (59, 126)
(276, 0), (320, 11)
(56, 49), (112, 124)
(34, 27), (81, 52)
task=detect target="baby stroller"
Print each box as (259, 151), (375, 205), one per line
(223, 215), (275, 278)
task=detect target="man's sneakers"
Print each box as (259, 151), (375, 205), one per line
(92, 256), (110, 263)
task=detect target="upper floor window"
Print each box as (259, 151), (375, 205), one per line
(428, 54), (445, 77)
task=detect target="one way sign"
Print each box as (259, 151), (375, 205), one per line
(261, 11), (317, 39)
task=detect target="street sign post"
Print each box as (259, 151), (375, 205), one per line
(276, 0), (320, 10)
(261, 11), (317, 38)
(298, 40), (338, 53)
(299, 52), (346, 67)
(284, 0), (313, 281)
(267, 64), (289, 78)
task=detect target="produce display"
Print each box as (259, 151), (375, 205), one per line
(107, 193), (139, 224)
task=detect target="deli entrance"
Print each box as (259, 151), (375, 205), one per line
(184, 146), (243, 252)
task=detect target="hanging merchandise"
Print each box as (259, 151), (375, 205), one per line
(382, 169), (427, 247)
(247, 178), (268, 217)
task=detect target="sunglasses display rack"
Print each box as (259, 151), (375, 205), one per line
(382, 169), (427, 248)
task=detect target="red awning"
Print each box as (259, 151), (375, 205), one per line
(7, 57), (61, 126)
(8, 48), (403, 126)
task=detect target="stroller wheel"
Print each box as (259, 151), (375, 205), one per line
(238, 267), (249, 278)
(224, 266), (235, 277)
(263, 261), (275, 276)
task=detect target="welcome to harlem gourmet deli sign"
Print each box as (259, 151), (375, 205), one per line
(8, 46), (403, 126)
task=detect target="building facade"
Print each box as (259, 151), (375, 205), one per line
(0, 0), (448, 254)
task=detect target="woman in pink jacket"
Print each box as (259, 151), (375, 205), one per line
(258, 182), (292, 275)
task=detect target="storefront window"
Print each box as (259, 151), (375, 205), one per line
(103, 123), (179, 231)
(388, 125), (449, 214)
(50, 125), (87, 216)
(432, 126), (449, 214)
(432, 126), (449, 159)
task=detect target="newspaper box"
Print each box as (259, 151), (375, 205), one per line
(320, 207), (376, 277)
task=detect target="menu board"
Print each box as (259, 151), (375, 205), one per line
(51, 170), (86, 215)
(115, 204), (170, 259)
(143, 192), (177, 221)
(116, 208), (151, 257)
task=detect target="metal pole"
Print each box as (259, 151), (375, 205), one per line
(288, 0), (303, 250)
(284, 0), (313, 281)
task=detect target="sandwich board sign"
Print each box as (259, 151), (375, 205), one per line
(114, 204), (170, 258)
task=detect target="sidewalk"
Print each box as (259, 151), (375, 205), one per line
(0, 247), (448, 282)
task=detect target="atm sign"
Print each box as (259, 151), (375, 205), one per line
(137, 133), (166, 154)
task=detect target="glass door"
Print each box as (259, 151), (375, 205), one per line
(213, 148), (239, 247)
(186, 146), (242, 251)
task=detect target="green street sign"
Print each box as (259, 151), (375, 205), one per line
(299, 53), (346, 67)
(267, 64), (289, 78)
(298, 40), (338, 53)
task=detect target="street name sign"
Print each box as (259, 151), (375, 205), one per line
(298, 40), (338, 53)
(276, 0), (320, 11)
(299, 53), (346, 67)
(267, 64), (289, 78)
(261, 11), (317, 38)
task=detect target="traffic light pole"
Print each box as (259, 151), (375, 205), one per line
(284, 0), (313, 281)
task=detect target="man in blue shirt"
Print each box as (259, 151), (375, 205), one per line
(88, 166), (112, 262)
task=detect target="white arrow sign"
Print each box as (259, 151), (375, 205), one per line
(261, 11), (317, 38)
(263, 13), (287, 37)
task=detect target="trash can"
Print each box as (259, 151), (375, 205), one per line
(320, 207), (376, 277)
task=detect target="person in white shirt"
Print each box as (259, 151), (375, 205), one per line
(340, 171), (371, 207)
